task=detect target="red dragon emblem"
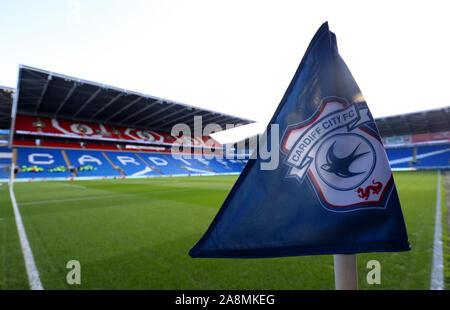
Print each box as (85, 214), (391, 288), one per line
(356, 180), (383, 200)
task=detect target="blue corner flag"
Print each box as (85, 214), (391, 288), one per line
(189, 22), (410, 258)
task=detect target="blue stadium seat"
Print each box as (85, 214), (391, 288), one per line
(385, 147), (414, 168)
(222, 158), (246, 172)
(0, 147), (12, 179)
(140, 153), (189, 175)
(104, 151), (160, 176)
(16, 147), (72, 178)
(65, 149), (121, 177)
(195, 156), (233, 173)
(385, 144), (450, 169)
(164, 154), (213, 174)
(12, 148), (247, 179)
(9, 143), (448, 180)
(412, 144), (450, 168)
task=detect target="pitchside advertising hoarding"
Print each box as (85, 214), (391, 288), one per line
(382, 131), (450, 146)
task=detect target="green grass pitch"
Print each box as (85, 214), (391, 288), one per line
(0, 171), (440, 289)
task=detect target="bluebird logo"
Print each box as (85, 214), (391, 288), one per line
(315, 133), (376, 191)
(281, 98), (393, 211)
(320, 140), (369, 178)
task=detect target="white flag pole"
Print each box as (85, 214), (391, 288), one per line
(334, 254), (358, 290)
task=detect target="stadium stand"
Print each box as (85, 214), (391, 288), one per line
(4, 141), (446, 180)
(385, 147), (415, 168)
(412, 144), (450, 169)
(0, 66), (257, 181)
(13, 114), (222, 149)
(226, 159), (247, 171)
(0, 67), (448, 181)
(104, 151), (161, 177)
(8, 146), (250, 179)
(385, 144), (450, 169)
(16, 147), (72, 178)
(65, 149), (122, 177)
(0, 147), (12, 179)
(165, 154), (214, 175)
(196, 157), (233, 173)
(143, 153), (200, 176)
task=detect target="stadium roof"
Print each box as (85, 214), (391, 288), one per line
(2, 65), (448, 137)
(11, 65), (254, 133)
(375, 106), (450, 137)
(0, 86), (14, 129)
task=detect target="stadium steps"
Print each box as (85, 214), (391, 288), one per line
(102, 151), (125, 176)
(161, 154), (192, 174)
(134, 153), (164, 175)
(221, 161), (234, 171)
(0, 147), (13, 179)
(61, 149), (77, 177)
(217, 158), (239, 172)
(12, 148), (17, 178)
(412, 145), (450, 168)
(409, 146), (418, 167)
(191, 158), (215, 173)
(165, 155), (215, 175)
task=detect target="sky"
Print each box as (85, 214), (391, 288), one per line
(1, 0), (449, 143)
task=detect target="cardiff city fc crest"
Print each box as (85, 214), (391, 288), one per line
(281, 98), (393, 212)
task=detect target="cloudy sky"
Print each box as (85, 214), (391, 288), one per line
(1, 1), (449, 142)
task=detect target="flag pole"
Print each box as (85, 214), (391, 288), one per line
(333, 254), (358, 290)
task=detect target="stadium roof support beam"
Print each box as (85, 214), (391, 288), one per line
(217, 118), (243, 129)
(196, 114), (228, 125)
(401, 114), (412, 134)
(215, 120), (241, 131)
(158, 110), (206, 129)
(133, 103), (176, 126)
(209, 114), (233, 123)
(9, 68), (22, 147)
(54, 83), (78, 116)
(72, 88), (102, 119)
(118, 100), (161, 124)
(145, 107), (192, 128)
(381, 117), (396, 136)
(182, 114), (230, 131)
(34, 74), (52, 114)
(444, 109), (450, 128)
(88, 93), (123, 121)
(0, 114), (9, 124)
(0, 88), (13, 129)
(423, 112), (435, 133)
(0, 89), (12, 101)
(103, 97), (142, 122)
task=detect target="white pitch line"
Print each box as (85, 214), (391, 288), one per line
(430, 170), (444, 290)
(8, 178), (44, 290)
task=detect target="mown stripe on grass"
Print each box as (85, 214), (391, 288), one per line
(6, 173), (439, 289)
(19, 188), (192, 206)
(0, 185), (29, 289)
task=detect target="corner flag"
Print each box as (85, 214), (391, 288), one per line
(189, 22), (410, 258)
